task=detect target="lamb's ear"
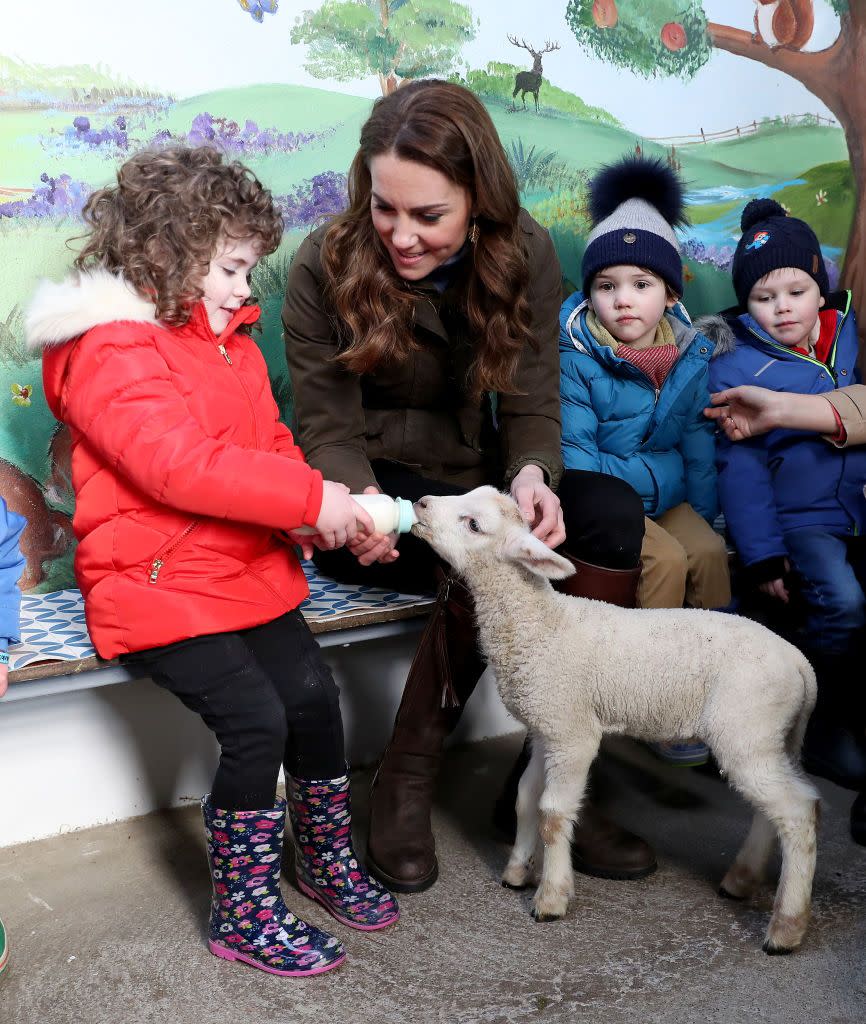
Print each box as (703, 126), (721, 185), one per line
(501, 528), (576, 580)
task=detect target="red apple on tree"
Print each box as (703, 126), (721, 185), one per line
(660, 21), (687, 50)
(592, 0), (618, 29)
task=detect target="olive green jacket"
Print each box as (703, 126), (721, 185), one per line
(282, 210), (563, 493)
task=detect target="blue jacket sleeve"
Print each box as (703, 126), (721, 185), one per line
(679, 378), (718, 524)
(0, 498), (26, 649)
(716, 434), (787, 569)
(560, 355), (601, 473)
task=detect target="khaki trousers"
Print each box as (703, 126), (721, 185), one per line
(638, 503), (732, 610)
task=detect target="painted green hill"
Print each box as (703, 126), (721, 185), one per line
(775, 161), (855, 248)
(459, 63), (620, 126)
(0, 53), (162, 98)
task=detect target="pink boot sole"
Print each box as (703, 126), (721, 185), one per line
(298, 877), (400, 931)
(208, 939), (345, 976)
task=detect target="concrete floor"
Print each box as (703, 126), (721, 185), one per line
(2, 733), (865, 1024)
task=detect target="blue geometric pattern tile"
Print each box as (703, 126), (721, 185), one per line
(8, 565), (432, 672)
(8, 589), (94, 671)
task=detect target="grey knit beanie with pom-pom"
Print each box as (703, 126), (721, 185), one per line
(731, 198), (828, 308)
(582, 156), (687, 296)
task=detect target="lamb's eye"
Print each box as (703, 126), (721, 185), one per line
(467, 518), (481, 533)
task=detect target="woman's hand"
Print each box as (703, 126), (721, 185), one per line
(346, 486), (400, 566)
(706, 386), (837, 440)
(510, 464), (566, 548)
(0, 664), (7, 698)
(705, 386), (786, 440)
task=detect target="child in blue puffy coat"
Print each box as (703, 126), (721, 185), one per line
(560, 157), (731, 766)
(561, 158), (730, 610)
(705, 198), (866, 832)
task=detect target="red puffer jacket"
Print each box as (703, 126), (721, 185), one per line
(27, 270), (323, 659)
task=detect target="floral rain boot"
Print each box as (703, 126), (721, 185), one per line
(202, 796), (345, 976)
(288, 773), (400, 931)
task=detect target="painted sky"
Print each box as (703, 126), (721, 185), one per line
(3, 0), (842, 135)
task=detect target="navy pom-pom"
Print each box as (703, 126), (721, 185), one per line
(589, 156), (686, 228)
(741, 198), (786, 232)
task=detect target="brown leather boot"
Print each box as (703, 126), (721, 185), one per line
(367, 568), (486, 892)
(494, 553), (657, 880)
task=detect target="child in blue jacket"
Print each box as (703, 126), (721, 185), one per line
(560, 157), (731, 765)
(0, 494), (26, 979)
(706, 198), (866, 828)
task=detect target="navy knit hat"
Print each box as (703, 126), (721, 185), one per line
(732, 198), (828, 308)
(582, 156), (687, 296)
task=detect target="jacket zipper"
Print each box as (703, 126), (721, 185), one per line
(747, 299), (849, 384)
(149, 522), (199, 583)
(214, 339), (260, 447)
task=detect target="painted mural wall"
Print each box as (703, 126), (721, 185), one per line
(0, 0), (860, 593)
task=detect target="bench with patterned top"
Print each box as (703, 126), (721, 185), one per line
(7, 562), (433, 688)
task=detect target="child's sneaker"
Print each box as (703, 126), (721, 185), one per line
(647, 738), (710, 767)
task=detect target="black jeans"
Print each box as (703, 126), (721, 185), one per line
(123, 610), (345, 811)
(314, 461), (645, 591)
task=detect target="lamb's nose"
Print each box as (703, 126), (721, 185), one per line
(416, 497), (429, 509)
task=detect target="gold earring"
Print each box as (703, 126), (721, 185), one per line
(468, 219), (479, 245)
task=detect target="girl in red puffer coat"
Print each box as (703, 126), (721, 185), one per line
(26, 146), (398, 978)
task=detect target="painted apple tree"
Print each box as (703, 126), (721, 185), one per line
(566, 1), (866, 338)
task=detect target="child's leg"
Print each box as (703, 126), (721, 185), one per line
(126, 631), (346, 976)
(239, 609), (346, 781)
(241, 610), (399, 931)
(654, 503), (731, 609)
(785, 529), (866, 657)
(129, 632), (292, 809)
(785, 528), (866, 793)
(638, 516), (688, 609)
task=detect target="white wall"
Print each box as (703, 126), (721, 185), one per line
(0, 632), (520, 848)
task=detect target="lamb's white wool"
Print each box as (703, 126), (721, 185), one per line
(412, 486), (820, 955)
(25, 269), (158, 352)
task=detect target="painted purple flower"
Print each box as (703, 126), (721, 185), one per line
(73, 116), (90, 133)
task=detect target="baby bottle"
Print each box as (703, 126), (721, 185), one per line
(294, 493), (417, 535)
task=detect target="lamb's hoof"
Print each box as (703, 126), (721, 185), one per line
(501, 863), (531, 890)
(763, 913), (807, 955)
(501, 878), (530, 891)
(718, 884), (748, 902)
(531, 907), (562, 923)
(531, 889), (569, 922)
(718, 865), (758, 901)
(763, 939), (796, 956)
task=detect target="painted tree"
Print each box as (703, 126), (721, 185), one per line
(290, 0), (476, 95)
(565, 1), (866, 333)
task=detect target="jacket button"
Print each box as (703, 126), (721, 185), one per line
(841, 369), (848, 375)
(700, 347), (708, 354)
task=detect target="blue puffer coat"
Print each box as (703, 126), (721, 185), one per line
(560, 292), (718, 522)
(0, 496), (25, 651)
(705, 291), (866, 577)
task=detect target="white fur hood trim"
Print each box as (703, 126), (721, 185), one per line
(25, 269), (159, 352)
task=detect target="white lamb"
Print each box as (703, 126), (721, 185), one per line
(412, 486), (820, 955)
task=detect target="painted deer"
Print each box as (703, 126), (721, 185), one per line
(507, 36), (561, 113)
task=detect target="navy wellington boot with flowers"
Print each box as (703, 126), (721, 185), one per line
(288, 773), (400, 931)
(202, 796), (345, 976)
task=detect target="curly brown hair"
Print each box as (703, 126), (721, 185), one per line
(321, 80), (532, 399)
(74, 146), (283, 325)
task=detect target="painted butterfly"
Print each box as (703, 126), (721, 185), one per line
(237, 0), (278, 23)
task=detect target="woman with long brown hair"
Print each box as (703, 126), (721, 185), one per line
(283, 80), (653, 893)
